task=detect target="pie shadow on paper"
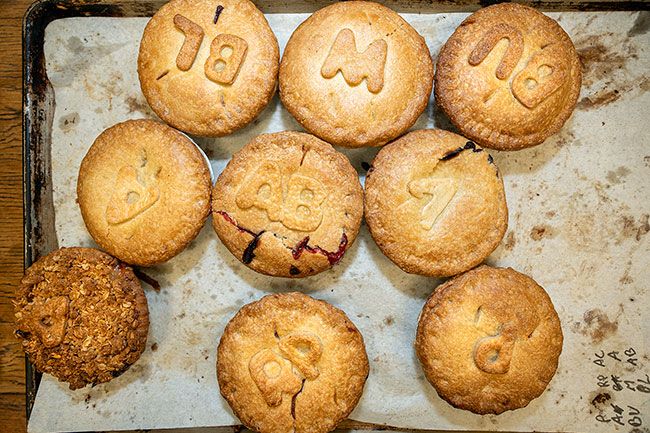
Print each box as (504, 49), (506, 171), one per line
(410, 346), (558, 429)
(208, 221), (363, 294)
(426, 101), (573, 176)
(58, 351), (153, 401)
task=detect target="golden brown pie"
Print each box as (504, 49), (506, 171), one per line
(435, 2), (581, 150)
(212, 131), (363, 277)
(138, 0), (279, 136)
(279, 1), (433, 148)
(364, 129), (507, 277)
(217, 292), (369, 433)
(415, 265), (563, 414)
(77, 119), (212, 266)
(14, 247), (149, 390)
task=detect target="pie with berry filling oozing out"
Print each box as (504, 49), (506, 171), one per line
(212, 131), (363, 278)
(364, 129), (507, 277)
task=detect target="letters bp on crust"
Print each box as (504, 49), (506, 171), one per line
(217, 292), (369, 433)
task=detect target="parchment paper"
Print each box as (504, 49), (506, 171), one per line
(29, 10), (649, 433)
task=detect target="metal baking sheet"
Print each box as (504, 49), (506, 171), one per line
(23, 2), (650, 433)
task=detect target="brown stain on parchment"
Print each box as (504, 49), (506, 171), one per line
(571, 309), (619, 343)
(125, 95), (151, 114)
(576, 37), (635, 86)
(576, 76), (650, 110)
(530, 225), (554, 241)
(576, 91), (619, 110)
(562, 183), (649, 250)
(619, 259), (636, 286)
(59, 112), (79, 132)
(550, 129), (577, 149)
(606, 166), (631, 185)
(620, 214), (650, 242)
(589, 391), (612, 413)
(503, 232), (516, 250)
(574, 27), (646, 110)
(635, 214), (650, 241)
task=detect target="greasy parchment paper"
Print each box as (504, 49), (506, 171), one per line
(28, 10), (649, 433)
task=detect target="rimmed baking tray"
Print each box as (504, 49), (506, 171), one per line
(23, 0), (650, 431)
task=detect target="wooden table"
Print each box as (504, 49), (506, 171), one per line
(0, 0), (33, 431)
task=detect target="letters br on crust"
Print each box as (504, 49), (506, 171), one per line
(469, 24), (567, 109)
(236, 163), (327, 233)
(321, 28), (388, 94)
(173, 14), (248, 85)
(249, 331), (323, 406)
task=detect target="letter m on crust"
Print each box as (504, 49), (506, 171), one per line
(321, 28), (388, 94)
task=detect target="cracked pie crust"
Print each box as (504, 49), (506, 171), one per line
(217, 292), (369, 433)
(14, 248), (149, 390)
(415, 266), (563, 414)
(434, 2), (581, 150)
(211, 131), (363, 277)
(364, 129), (507, 277)
(138, 0), (279, 137)
(279, 1), (433, 148)
(77, 119), (212, 266)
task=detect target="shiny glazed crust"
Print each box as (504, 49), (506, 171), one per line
(217, 292), (369, 433)
(77, 119), (212, 266)
(364, 129), (507, 277)
(138, 0), (279, 136)
(14, 247), (149, 390)
(415, 266), (563, 414)
(212, 131), (363, 277)
(434, 2), (582, 150)
(280, 1), (433, 148)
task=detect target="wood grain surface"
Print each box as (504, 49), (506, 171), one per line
(0, 0), (31, 431)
